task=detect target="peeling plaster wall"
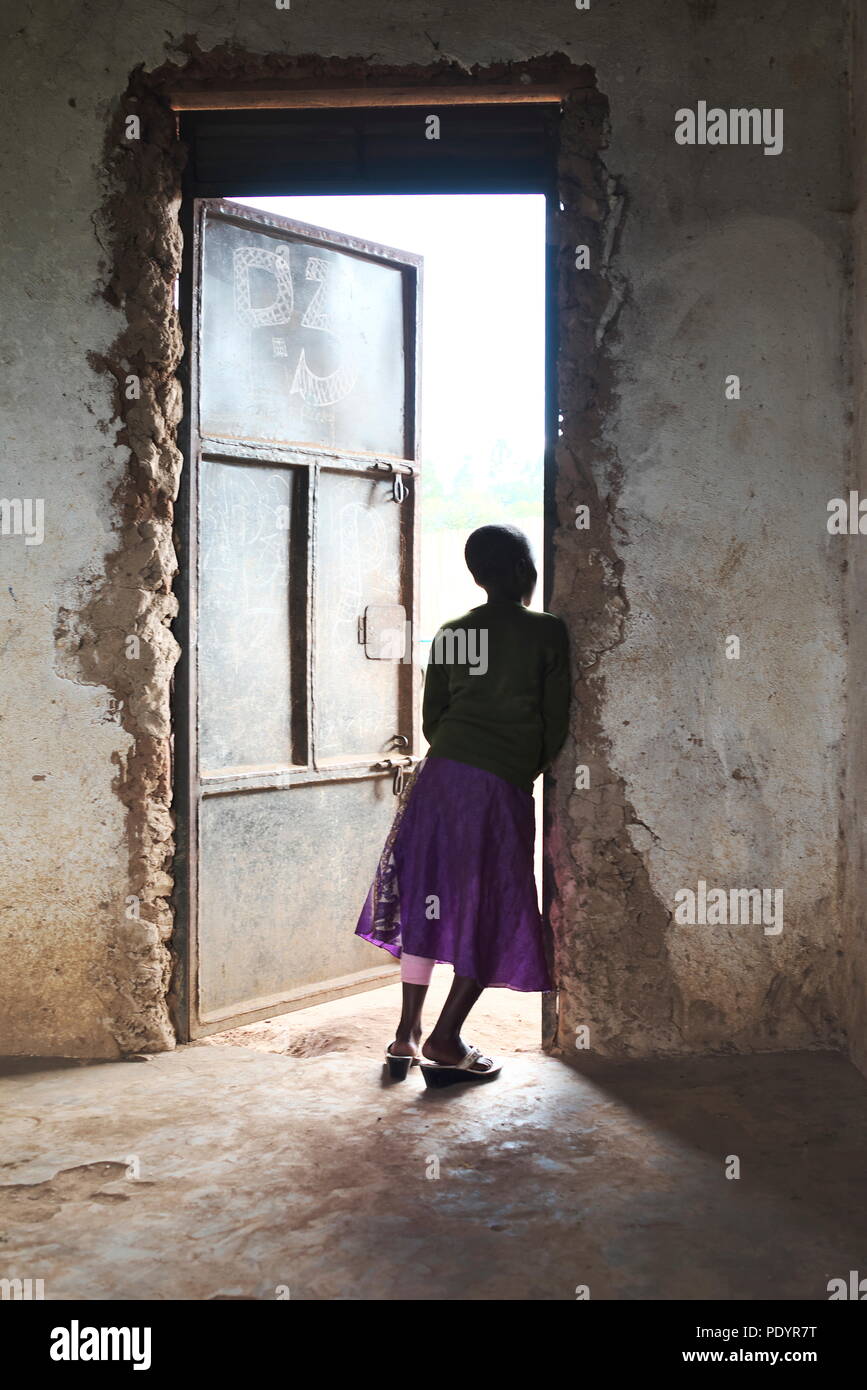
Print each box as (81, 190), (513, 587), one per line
(0, 0), (856, 1061)
(552, 0), (851, 1056)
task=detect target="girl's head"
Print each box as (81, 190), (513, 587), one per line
(464, 525), (537, 605)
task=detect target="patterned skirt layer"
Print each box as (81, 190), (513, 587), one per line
(355, 754), (552, 992)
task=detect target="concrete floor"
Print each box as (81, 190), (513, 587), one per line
(2, 970), (866, 1301)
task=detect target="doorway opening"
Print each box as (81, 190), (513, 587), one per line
(170, 97), (566, 1053)
(195, 190), (548, 1056)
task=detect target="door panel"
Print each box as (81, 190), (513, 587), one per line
(315, 468), (405, 761)
(199, 211), (408, 454)
(184, 199), (422, 1037)
(198, 778), (396, 1020)
(198, 459), (296, 772)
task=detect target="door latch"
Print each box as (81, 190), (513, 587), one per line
(375, 753), (414, 795)
(374, 460), (415, 504)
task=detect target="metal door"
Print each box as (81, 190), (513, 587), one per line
(180, 199), (421, 1036)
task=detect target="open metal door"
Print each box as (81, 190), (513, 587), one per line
(180, 199), (421, 1037)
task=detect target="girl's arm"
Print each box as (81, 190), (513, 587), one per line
(422, 636), (451, 744)
(539, 620), (572, 773)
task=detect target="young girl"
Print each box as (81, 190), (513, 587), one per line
(355, 524), (571, 1087)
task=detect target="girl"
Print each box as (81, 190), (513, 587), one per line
(355, 524), (571, 1087)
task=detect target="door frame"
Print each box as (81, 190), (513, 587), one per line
(171, 97), (562, 1043)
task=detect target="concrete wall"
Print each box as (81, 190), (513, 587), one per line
(843, 0), (867, 1079)
(0, 0), (857, 1062)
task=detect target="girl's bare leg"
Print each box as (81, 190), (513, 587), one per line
(423, 973), (494, 1071)
(390, 982), (428, 1057)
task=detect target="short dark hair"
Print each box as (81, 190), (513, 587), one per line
(464, 525), (534, 586)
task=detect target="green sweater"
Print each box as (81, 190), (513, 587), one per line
(422, 598), (572, 793)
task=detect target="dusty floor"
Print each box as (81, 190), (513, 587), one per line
(1, 971), (866, 1301)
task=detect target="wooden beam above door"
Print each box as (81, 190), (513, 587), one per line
(169, 86), (567, 111)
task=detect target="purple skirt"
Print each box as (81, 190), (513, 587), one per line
(355, 754), (553, 992)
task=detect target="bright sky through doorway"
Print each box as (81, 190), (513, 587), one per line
(230, 193), (546, 629)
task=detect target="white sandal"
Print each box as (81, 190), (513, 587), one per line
(419, 1044), (502, 1088)
(384, 1046), (422, 1080)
